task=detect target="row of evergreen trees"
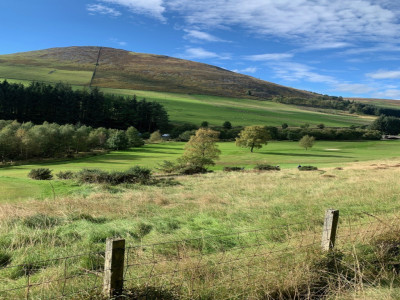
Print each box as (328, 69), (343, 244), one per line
(0, 120), (144, 161)
(274, 96), (400, 118)
(0, 81), (169, 131)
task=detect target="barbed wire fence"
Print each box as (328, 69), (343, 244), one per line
(1, 208), (400, 299)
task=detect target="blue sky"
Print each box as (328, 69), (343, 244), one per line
(2, 0), (400, 99)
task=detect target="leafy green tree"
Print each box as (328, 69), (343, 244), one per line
(235, 126), (270, 152)
(281, 123), (288, 129)
(181, 128), (220, 168)
(106, 130), (129, 150)
(126, 126), (144, 147)
(148, 130), (162, 143)
(317, 123), (325, 129)
(223, 121), (232, 130)
(299, 135), (315, 150)
(370, 115), (400, 135)
(200, 121), (209, 128)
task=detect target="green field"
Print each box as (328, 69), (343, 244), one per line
(0, 77), (374, 127)
(1, 140), (400, 202)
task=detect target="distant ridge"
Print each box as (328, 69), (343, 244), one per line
(0, 46), (315, 99)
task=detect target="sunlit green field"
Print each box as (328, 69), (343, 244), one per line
(0, 76), (374, 127)
(1, 140), (400, 203)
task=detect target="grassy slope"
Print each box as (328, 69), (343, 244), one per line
(0, 46), (375, 127)
(2, 140), (400, 202)
(0, 46), (314, 99)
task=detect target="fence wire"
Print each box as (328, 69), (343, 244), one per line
(1, 209), (400, 299)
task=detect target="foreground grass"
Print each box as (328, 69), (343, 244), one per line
(1, 162), (400, 298)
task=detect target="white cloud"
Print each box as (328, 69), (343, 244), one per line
(183, 30), (226, 42)
(100, 0), (165, 20)
(270, 61), (336, 84)
(373, 89), (400, 99)
(334, 83), (374, 94)
(245, 53), (293, 61)
(232, 67), (258, 73)
(179, 47), (231, 60)
(87, 4), (121, 17)
(165, 0), (400, 47)
(110, 38), (128, 46)
(367, 70), (400, 79)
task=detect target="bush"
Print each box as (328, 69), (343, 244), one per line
(56, 171), (75, 180)
(158, 160), (179, 174)
(223, 166), (244, 172)
(254, 164), (280, 171)
(28, 168), (53, 180)
(76, 167), (152, 185)
(298, 165), (318, 171)
(75, 169), (108, 184)
(179, 165), (208, 175)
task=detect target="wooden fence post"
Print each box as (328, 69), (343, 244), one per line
(103, 238), (125, 298)
(321, 209), (339, 251)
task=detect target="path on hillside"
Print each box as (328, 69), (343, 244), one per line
(89, 47), (102, 87)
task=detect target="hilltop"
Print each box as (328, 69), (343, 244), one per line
(0, 46), (314, 99)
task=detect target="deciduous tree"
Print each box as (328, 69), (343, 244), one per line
(235, 126), (270, 152)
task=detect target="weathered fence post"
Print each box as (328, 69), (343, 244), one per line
(103, 238), (125, 298)
(321, 209), (339, 251)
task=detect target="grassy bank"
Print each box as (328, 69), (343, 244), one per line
(1, 162), (400, 298)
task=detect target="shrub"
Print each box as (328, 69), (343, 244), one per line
(223, 166), (244, 172)
(298, 165), (318, 171)
(158, 160), (179, 174)
(56, 170), (75, 180)
(179, 165), (208, 175)
(254, 164), (280, 171)
(76, 167), (152, 185)
(28, 168), (53, 180)
(75, 169), (108, 184)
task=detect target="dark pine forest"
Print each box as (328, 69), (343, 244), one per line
(0, 80), (169, 132)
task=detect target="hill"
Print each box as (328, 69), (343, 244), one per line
(0, 46), (315, 99)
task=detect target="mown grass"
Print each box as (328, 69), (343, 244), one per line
(100, 87), (374, 127)
(1, 140), (400, 202)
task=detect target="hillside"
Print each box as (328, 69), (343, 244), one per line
(0, 46), (315, 99)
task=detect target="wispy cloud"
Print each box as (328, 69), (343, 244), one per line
(245, 53), (293, 61)
(110, 38), (127, 46)
(183, 30), (227, 42)
(232, 67), (257, 74)
(165, 0), (400, 47)
(366, 69), (400, 79)
(270, 61), (336, 84)
(179, 47), (231, 60)
(334, 83), (374, 94)
(87, 4), (121, 17)
(100, 0), (166, 20)
(373, 89), (400, 99)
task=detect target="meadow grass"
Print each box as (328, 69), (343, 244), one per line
(2, 161), (400, 298)
(0, 65), (92, 85)
(100, 87), (374, 127)
(1, 140), (400, 202)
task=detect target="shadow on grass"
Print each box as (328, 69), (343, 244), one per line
(261, 152), (354, 158)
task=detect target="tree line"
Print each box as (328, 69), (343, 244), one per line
(274, 95), (400, 118)
(0, 120), (144, 161)
(0, 80), (169, 132)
